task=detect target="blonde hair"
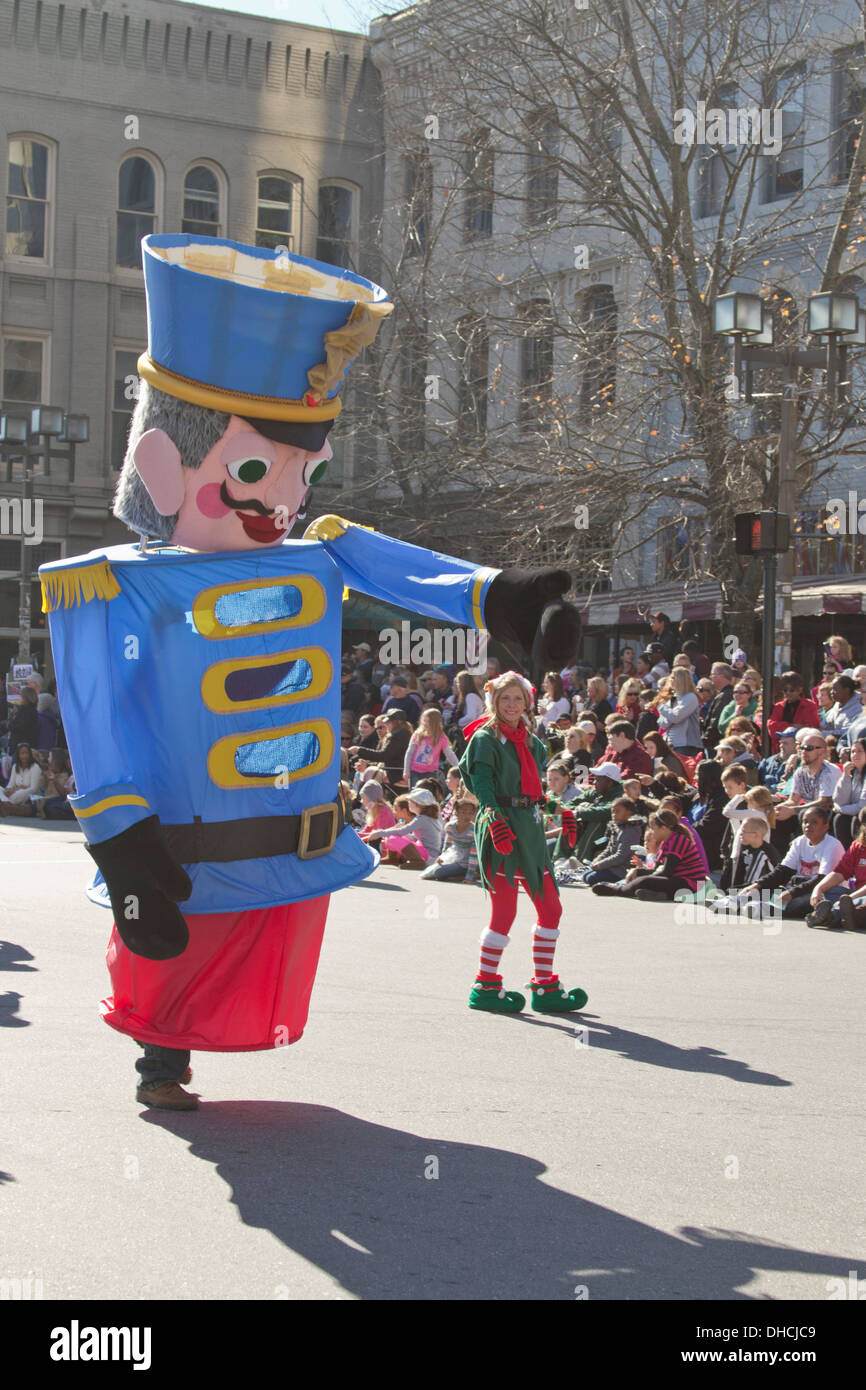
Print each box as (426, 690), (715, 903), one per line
(718, 736), (747, 756)
(745, 785), (776, 828)
(587, 675), (608, 700)
(671, 667), (697, 697)
(481, 671), (534, 734)
(417, 707), (445, 743)
(741, 816), (769, 838)
(618, 678), (643, 706)
(828, 634), (853, 663)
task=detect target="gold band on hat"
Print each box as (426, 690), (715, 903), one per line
(136, 355), (343, 421)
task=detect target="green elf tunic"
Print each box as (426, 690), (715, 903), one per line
(459, 725), (559, 898)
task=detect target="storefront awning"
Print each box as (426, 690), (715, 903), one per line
(790, 584), (865, 617)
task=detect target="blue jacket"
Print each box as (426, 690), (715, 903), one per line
(40, 526), (498, 913)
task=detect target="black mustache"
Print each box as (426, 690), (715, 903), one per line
(220, 481), (273, 517)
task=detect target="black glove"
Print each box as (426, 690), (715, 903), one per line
(484, 567), (582, 669)
(86, 815), (192, 960)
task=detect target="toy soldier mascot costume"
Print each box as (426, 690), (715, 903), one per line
(39, 234), (581, 1109)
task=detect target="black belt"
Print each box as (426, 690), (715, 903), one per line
(496, 796), (545, 809)
(162, 801), (343, 865)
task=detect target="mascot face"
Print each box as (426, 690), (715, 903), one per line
(133, 414), (332, 552)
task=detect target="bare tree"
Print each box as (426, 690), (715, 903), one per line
(358, 0), (866, 653)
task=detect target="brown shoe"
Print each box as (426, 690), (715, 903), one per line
(181, 1067), (192, 1084)
(136, 1081), (198, 1111)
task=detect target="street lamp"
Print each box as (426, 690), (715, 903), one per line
(0, 407), (90, 664)
(715, 286), (864, 677)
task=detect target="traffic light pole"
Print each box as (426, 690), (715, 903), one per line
(761, 549), (777, 760)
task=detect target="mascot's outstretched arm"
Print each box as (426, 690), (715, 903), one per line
(304, 515), (581, 673)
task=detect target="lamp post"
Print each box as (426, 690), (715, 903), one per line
(0, 407), (89, 667)
(714, 290), (863, 677)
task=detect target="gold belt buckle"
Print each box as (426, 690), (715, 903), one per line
(297, 802), (340, 860)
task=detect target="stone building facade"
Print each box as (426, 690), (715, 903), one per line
(0, 0), (384, 672)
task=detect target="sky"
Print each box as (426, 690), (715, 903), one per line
(173, 0), (411, 34)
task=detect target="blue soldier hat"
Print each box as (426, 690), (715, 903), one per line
(136, 234), (393, 439)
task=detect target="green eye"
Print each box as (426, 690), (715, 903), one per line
(227, 457), (271, 484)
(303, 458), (329, 486)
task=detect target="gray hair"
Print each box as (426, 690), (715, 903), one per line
(112, 381), (230, 540)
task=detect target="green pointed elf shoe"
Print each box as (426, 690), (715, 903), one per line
(468, 977), (526, 1013)
(529, 977), (589, 1013)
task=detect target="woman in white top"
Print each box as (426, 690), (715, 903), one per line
(454, 671), (485, 730)
(536, 671), (571, 729)
(0, 743), (44, 817)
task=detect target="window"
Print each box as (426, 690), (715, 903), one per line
(2, 334), (45, 406)
(456, 315), (488, 441)
(117, 155), (158, 269)
(6, 136), (51, 260)
(793, 506), (866, 577)
(695, 83), (738, 218)
(577, 285), (617, 422)
(255, 173), (296, 251)
(517, 299), (554, 432)
(833, 45), (866, 182)
(405, 149), (432, 258)
(111, 348), (142, 471)
(526, 107), (559, 225)
(766, 64), (804, 200)
(316, 182), (356, 268)
(182, 164), (222, 237)
(657, 515), (711, 582)
(463, 129), (493, 241)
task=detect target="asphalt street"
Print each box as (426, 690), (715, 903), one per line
(1, 820), (864, 1301)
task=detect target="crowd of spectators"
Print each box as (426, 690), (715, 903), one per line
(333, 622), (866, 924)
(5, 621), (866, 928)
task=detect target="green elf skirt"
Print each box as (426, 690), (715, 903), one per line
(458, 727), (558, 899)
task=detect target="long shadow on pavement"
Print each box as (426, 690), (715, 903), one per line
(515, 1015), (791, 1087)
(144, 1103), (849, 1299)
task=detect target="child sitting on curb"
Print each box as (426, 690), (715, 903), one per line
(591, 808), (708, 901)
(367, 787), (443, 869)
(713, 817), (781, 906)
(357, 781), (397, 839)
(582, 796), (645, 885)
(421, 793), (478, 882)
(806, 805), (866, 930)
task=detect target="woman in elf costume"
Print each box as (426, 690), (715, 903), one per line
(458, 671), (589, 1014)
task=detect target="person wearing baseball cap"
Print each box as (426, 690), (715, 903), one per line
(350, 642), (374, 684)
(757, 726), (801, 795)
(549, 761), (622, 864)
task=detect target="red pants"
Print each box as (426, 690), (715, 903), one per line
(100, 896), (330, 1052)
(488, 870), (562, 934)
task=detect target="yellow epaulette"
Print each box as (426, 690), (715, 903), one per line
(41, 559), (121, 613)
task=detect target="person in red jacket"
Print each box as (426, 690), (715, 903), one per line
(602, 720), (654, 777)
(766, 671), (820, 753)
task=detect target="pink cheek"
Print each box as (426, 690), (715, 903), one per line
(196, 482), (231, 520)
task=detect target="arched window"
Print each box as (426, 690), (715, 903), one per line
(316, 181), (357, 268)
(405, 148), (432, 258)
(517, 298), (554, 432)
(6, 135), (53, 261)
(456, 314), (489, 441)
(117, 155), (159, 269)
(577, 285), (617, 422)
(255, 172), (298, 251)
(183, 164), (224, 238)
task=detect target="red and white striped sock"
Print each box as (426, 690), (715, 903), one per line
(531, 925), (560, 982)
(477, 928), (511, 981)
